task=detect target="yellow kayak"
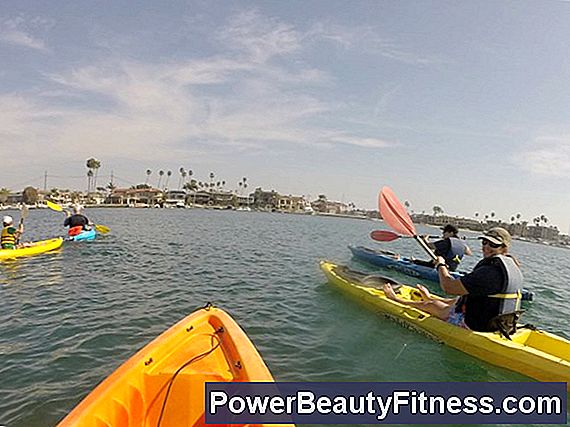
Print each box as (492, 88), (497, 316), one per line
(0, 237), (63, 260)
(321, 261), (570, 389)
(58, 305), (292, 427)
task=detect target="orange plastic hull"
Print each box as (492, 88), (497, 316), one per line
(58, 306), (290, 427)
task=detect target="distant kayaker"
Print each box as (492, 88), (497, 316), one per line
(384, 227), (523, 333)
(1, 215), (23, 249)
(64, 205), (92, 236)
(412, 224), (472, 271)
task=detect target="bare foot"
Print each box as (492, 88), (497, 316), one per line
(416, 284), (433, 300)
(383, 284), (398, 300)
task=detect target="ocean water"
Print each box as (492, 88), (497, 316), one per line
(0, 208), (568, 426)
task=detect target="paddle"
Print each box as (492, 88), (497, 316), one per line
(379, 186), (438, 261)
(45, 200), (63, 212)
(46, 200), (110, 234)
(370, 230), (469, 242)
(15, 205), (29, 245)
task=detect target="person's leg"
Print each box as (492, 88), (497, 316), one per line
(383, 284), (453, 320)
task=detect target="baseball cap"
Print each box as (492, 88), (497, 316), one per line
(2, 215), (13, 225)
(478, 227), (511, 247)
(441, 224), (459, 235)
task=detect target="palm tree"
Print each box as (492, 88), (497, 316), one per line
(511, 216), (515, 223)
(145, 169), (152, 185)
(490, 212), (495, 219)
(209, 172), (215, 186)
(158, 170), (164, 189)
(87, 169), (94, 192)
(86, 158), (101, 192)
(432, 206), (443, 216)
(165, 170), (172, 189)
(516, 213), (521, 221)
(404, 200), (410, 211)
(178, 167), (186, 189)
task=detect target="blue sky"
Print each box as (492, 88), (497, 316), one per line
(2, 1), (570, 231)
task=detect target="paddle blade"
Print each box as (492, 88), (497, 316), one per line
(379, 186), (416, 236)
(95, 224), (110, 234)
(370, 230), (400, 242)
(20, 205), (29, 221)
(46, 200), (63, 212)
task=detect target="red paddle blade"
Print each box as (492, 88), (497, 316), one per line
(379, 186), (416, 236)
(370, 230), (400, 242)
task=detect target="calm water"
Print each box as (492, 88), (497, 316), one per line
(1, 208), (568, 426)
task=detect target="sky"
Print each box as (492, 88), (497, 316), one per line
(1, 1), (570, 231)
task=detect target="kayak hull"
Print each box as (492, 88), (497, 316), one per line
(0, 237), (63, 260)
(321, 261), (570, 389)
(58, 306), (290, 427)
(69, 228), (97, 241)
(349, 245), (534, 302)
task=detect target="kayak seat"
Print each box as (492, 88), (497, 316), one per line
(488, 310), (525, 340)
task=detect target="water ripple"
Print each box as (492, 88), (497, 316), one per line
(1, 210), (568, 426)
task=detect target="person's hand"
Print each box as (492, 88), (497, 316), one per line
(436, 256), (446, 265)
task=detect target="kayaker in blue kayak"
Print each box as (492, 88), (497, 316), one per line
(383, 227), (523, 333)
(412, 224), (472, 271)
(64, 205), (93, 237)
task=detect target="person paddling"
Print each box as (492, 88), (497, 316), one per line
(64, 205), (92, 236)
(412, 224), (472, 271)
(384, 227), (523, 332)
(1, 216), (24, 249)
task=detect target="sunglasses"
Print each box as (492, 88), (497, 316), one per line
(481, 238), (502, 249)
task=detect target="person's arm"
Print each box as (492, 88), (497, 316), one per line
(464, 245), (473, 256)
(434, 256), (468, 295)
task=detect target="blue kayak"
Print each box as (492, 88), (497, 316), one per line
(348, 245), (534, 302)
(69, 228), (97, 241)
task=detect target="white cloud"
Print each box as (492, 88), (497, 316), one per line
(218, 10), (302, 63)
(518, 135), (570, 177)
(1, 10), (401, 184)
(0, 16), (50, 51)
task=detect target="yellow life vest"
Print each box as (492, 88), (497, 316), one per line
(1, 226), (17, 248)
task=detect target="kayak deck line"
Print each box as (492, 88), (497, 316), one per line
(320, 260), (570, 389)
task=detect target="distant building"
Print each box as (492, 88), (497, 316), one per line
(164, 190), (186, 207)
(106, 188), (163, 206)
(277, 195), (309, 212)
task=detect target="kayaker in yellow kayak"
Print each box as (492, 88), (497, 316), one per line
(1, 215), (24, 249)
(384, 227), (523, 333)
(412, 224), (472, 271)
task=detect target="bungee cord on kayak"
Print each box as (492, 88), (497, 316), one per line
(156, 331), (223, 427)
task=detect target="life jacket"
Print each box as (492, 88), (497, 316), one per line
(485, 255), (523, 314)
(443, 237), (468, 271)
(1, 226), (16, 249)
(68, 225), (84, 236)
(459, 254), (523, 315)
